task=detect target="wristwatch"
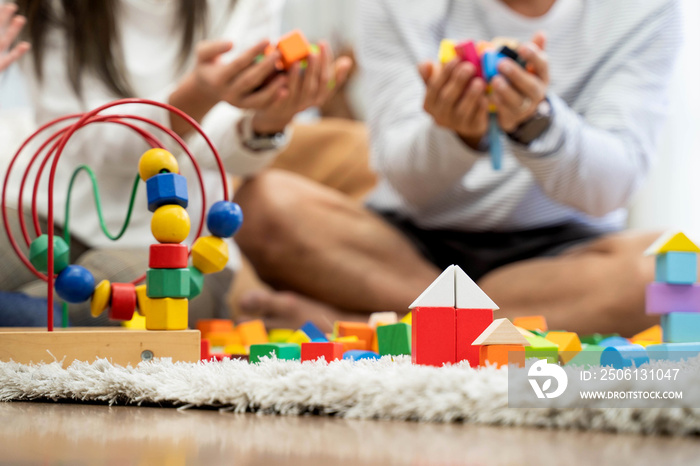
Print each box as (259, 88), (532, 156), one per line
(507, 97), (553, 145)
(240, 112), (289, 151)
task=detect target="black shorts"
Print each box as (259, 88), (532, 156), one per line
(377, 211), (606, 281)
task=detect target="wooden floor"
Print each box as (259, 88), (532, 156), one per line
(0, 402), (698, 465)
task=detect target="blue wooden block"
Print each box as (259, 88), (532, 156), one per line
(146, 173), (188, 213)
(301, 321), (327, 341)
(482, 51), (506, 82)
(342, 350), (380, 361)
(647, 343), (700, 362)
(600, 345), (649, 369)
(661, 312), (700, 343)
(598, 336), (631, 347)
(207, 201), (243, 238)
(655, 252), (697, 285)
(55, 265), (95, 303)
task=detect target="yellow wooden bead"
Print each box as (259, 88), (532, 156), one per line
(191, 236), (229, 274)
(135, 284), (148, 316)
(151, 205), (190, 243)
(144, 297), (189, 330)
(138, 148), (179, 181)
(90, 279), (111, 317)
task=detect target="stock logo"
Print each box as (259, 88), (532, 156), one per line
(528, 359), (568, 399)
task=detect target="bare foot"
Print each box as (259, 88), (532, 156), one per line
(238, 289), (366, 332)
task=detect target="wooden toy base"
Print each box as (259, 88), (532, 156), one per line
(0, 328), (200, 368)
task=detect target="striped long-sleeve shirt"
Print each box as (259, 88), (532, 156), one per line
(358, 0), (682, 233)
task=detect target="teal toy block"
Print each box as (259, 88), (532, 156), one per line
(146, 268), (190, 298)
(377, 322), (411, 357)
(187, 266), (204, 300)
(655, 252), (697, 285)
(598, 336), (630, 347)
(249, 343), (301, 363)
(524, 334), (558, 364)
(567, 344), (604, 368)
(647, 343), (700, 362)
(600, 344), (649, 369)
(661, 312), (700, 343)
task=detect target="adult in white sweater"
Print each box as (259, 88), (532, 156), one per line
(235, 0), (681, 335)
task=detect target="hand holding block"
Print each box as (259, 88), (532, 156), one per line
(109, 282), (136, 321)
(146, 172), (188, 212)
(301, 342), (343, 362)
(151, 205), (190, 243)
(191, 236), (229, 274)
(139, 148), (179, 181)
(149, 244), (188, 269)
(29, 234), (70, 274)
(250, 342), (300, 363)
(146, 268), (190, 298)
(277, 30), (311, 70)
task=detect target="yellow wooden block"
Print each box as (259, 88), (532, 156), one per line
(236, 319), (268, 346)
(144, 298), (189, 330)
(139, 148), (179, 181)
(631, 339), (662, 348)
(645, 231), (700, 255)
(438, 39), (457, 64)
(151, 205), (190, 244)
(223, 344), (247, 355)
(191, 236), (229, 274)
(545, 331), (582, 364)
(90, 279), (111, 317)
(122, 312), (147, 329)
(269, 328), (295, 343)
(334, 335), (359, 342)
(135, 284), (148, 316)
(632, 325), (662, 342)
(400, 312), (412, 325)
(287, 329), (311, 345)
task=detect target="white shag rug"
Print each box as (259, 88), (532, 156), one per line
(2, 356), (700, 436)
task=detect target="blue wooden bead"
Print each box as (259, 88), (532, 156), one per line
(55, 265), (95, 303)
(342, 350), (380, 361)
(207, 201), (243, 237)
(146, 173), (188, 213)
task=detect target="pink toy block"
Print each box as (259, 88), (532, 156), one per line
(645, 282), (700, 315)
(454, 40), (483, 79)
(455, 308), (493, 367)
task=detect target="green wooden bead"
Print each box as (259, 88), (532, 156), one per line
(29, 235), (70, 273)
(249, 343), (301, 363)
(146, 268), (190, 298)
(187, 266), (204, 300)
(377, 322), (411, 357)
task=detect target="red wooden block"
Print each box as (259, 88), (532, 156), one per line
(337, 322), (375, 351)
(109, 283), (136, 321)
(149, 244), (188, 269)
(454, 40), (483, 79)
(200, 339), (212, 360)
(456, 308), (494, 367)
(301, 342), (344, 362)
(412, 307), (456, 367)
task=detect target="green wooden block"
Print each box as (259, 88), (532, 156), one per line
(567, 344), (604, 368)
(524, 334), (558, 364)
(530, 329), (549, 338)
(580, 333), (619, 345)
(249, 343), (301, 363)
(187, 266), (204, 300)
(146, 268), (190, 298)
(377, 322), (411, 356)
(29, 234), (70, 274)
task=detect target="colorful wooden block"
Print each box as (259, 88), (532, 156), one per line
(455, 265), (499, 310)
(55, 265), (95, 304)
(544, 331), (582, 364)
(566, 344), (603, 367)
(655, 252), (697, 285)
(632, 325), (663, 342)
(187, 266), (204, 300)
(342, 350), (380, 361)
(200, 339), (212, 361)
(149, 244), (188, 269)
(337, 322), (374, 350)
(197, 318), (233, 336)
(138, 148), (179, 181)
(646, 342), (700, 362)
(646, 282), (700, 314)
(146, 268), (190, 298)
(146, 172), (188, 212)
(512, 315), (548, 332)
(301, 342), (343, 362)
(236, 319), (268, 346)
(482, 50), (505, 82)
(268, 328), (295, 343)
(223, 344), (247, 356)
(472, 318), (529, 346)
(600, 344), (649, 369)
(191, 236), (229, 274)
(287, 329), (311, 345)
(300, 321), (327, 341)
(207, 200), (243, 238)
(645, 231), (700, 255)
(409, 265), (455, 309)
(598, 336), (631, 347)
(661, 312), (700, 343)
(454, 40), (483, 79)
(368, 312), (398, 328)
(498, 45), (527, 68)
(151, 205), (190, 244)
(29, 234), (70, 274)
(412, 307), (456, 366)
(479, 345), (525, 368)
(438, 39), (457, 64)
(400, 312), (412, 325)
(337, 337), (367, 353)
(134, 284), (148, 316)
(90, 279), (111, 317)
(277, 30), (311, 69)
(377, 322), (411, 357)
(206, 331), (241, 347)
(455, 308), (493, 367)
(249, 342), (300, 363)
(109, 282), (136, 321)
(524, 334), (559, 364)
(121, 312), (146, 329)
(144, 297), (189, 330)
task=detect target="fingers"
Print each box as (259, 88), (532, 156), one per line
(424, 59), (458, 109)
(196, 40), (234, 63)
(418, 62), (433, 84)
(299, 46), (321, 106)
(497, 58), (545, 102)
(0, 3), (17, 32)
(491, 75), (529, 113)
(231, 52), (281, 95)
(518, 42), (549, 83)
(0, 13), (26, 54)
(239, 73), (288, 109)
(333, 55), (353, 88)
(455, 78), (487, 129)
(531, 31), (547, 51)
(221, 39), (271, 80)
(435, 62), (474, 115)
(314, 41), (332, 105)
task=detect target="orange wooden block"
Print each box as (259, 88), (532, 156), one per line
(339, 339), (367, 353)
(197, 319), (234, 336)
(206, 331), (242, 347)
(277, 30), (311, 69)
(479, 345), (525, 368)
(337, 322), (374, 351)
(236, 319), (268, 346)
(512, 316), (548, 332)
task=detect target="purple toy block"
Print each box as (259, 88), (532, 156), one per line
(646, 282), (700, 315)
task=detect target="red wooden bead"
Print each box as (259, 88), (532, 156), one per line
(149, 244), (189, 269)
(109, 283), (136, 321)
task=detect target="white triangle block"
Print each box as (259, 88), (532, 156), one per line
(409, 265), (456, 309)
(472, 318), (529, 346)
(454, 265), (499, 310)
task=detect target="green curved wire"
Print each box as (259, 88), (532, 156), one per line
(60, 165), (140, 327)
